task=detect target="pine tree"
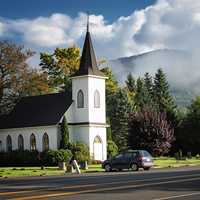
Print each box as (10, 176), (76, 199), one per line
(144, 72), (153, 98)
(153, 68), (177, 123)
(125, 73), (136, 93)
(60, 116), (69, 149)
(110, 88), (131, 150)
(134, 78), (152, 109)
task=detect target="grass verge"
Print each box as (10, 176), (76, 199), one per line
(0, 157), (200, 177)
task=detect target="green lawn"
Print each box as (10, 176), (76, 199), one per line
(0, 167), (65, 177)
(154, 157), (200, 168)
(0, 157), (200, 177)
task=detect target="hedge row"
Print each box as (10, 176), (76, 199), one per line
(0, 149), (72, 167)
(0, 142), (90, 167)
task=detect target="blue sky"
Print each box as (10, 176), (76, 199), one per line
(0, 0), (200, 67)
(0, 0), (156, 22)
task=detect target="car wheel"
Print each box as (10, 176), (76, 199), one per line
(130, 163), (138, 171)
(144, 167), (150, 171)
(105, 164), (112, 172)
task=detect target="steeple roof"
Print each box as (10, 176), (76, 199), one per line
(74, 16), (104, 77)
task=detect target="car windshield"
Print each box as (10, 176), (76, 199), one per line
(141, 150), (152, 157)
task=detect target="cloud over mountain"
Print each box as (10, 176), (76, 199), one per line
(0, 0), (200, 101)
(0, 0), (200, 58)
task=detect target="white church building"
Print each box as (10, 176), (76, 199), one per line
(0, 23), (107, 161)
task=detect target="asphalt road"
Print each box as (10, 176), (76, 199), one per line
(0, 166), (200, 200)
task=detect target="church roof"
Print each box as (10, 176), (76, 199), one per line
(73, 25), (104, 77)
(0, 92), (72, 129)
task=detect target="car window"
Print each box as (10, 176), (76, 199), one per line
(124, 152), (132, 159)
(115, 154), (123, 159)
(132, 152), (138, 158)
(141, 150), (152, 157)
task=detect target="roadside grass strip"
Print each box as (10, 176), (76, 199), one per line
(3, 173), (200, 200)
(0, 158), (200, 177)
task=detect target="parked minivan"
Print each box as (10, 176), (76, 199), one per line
(102, 150), (153, 172)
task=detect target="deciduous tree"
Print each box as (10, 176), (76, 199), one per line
(128, 107), (175, 156)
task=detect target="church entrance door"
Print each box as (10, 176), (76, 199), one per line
(93, 136), (103, 161)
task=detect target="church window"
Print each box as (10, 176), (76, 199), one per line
(6, 135), (12, 152)
(18, 135), (24, 151)
(43, 133), (49, 151)
(30, 134), (36, 151)
(77, 90), (84, 108)
(94, 90), (100, 108)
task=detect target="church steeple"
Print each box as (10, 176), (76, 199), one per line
(74, 13), (104, 77)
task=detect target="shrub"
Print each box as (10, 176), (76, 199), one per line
(69, 142), (90, 163)
(43, 149), (72, 165)
(0, 150), (41, 167)
(107, 140), (118, 158)
(0, 149), (72, 167)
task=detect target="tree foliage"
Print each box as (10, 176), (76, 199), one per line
(60, 116), (69, 149)
(125, 73), (136, 94)
(40, 47), (80, 91)
(128, 107), (175, 156)
(69, 142), (90, 162)
(153, 69), (177, 120)
(110, 88), (132, 150)
(175, 96), (200, 154)
(107, 140), (118, 158)
(134, 78), (151, 109)
(0, 41), (51, 115)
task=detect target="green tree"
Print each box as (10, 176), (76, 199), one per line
(134, 78), (151, 109)
(125, 73), (136, 94)
(153, 68), (176, 119)
(107, 140), (118, 158)
(175, 96), (200, 155)
(110, 88), (132, 150)
(101, 67), (119, 118)
(60, 116), (69, 149)
(40, 47), (80, 91)
(144, 72), (153, 98)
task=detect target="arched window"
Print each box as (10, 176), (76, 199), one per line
(6, 135), (12, 152)
(94, 90), (100, 108)
(30, 134), (36, 151)
(42, 133), (49, 151)
(18, 135), (24, 151)
(77, 90), (84, 108)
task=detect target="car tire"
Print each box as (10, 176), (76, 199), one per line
(143, 167), (150, 171)
(105, 164), (112, 172)
(130, 163), (139, 171)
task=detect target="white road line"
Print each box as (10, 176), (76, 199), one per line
(153, 192), (200, 200)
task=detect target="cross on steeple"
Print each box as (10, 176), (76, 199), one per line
(87, 11), (89, 32)
(73, 12), (104, 77)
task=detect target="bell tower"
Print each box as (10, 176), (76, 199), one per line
(70, 14), (107, 160)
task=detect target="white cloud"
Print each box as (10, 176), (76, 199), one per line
(0, 0), (200, 66)
(0, 21), (5, 36)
